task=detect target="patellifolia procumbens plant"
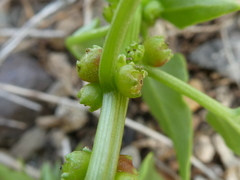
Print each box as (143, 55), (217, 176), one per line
(63, 0), (240, 179)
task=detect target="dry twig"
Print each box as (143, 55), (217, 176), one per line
(0, 90), (41, 111)
(0, 117), (27, 129)
(0, 28), (66, 38)
(0, 0), (77, 64)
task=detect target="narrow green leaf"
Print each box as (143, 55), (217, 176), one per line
(41, 162), (55, 180)
(159, 0), (240, 28)
(139, 153), (164, 180)
(142, 54), (192, 180)
(206, 111), (240, 155)
(0, 164), (34, 180)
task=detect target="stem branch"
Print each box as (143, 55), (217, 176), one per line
(144, 65), (232, 119)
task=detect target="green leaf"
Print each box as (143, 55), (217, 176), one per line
(65, 18), (108, 59)
(0, 164), (34, 180)
(206, 111), (240, 155)
(159, 0), (240, 28)
(41, 161), (61, 180)
(142, 54), (192, 180)
(139, 153), (164, 180)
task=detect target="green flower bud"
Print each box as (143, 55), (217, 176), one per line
(61, 148), (91, 180)
(103, 3), (117, 23)
(125, 43), (145, 63)
(77, 83), (103, 112)
(142, 36), (173, 67)
(115, 64), (147, 98)
(115, 155), (139, 180)
(142, 0), (163, 26)
(116, 54), (127, 69)
(76, 45), (102, 83)
(115, 172), (139, 180)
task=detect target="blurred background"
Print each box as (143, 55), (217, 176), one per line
(0, 0), (240, 179)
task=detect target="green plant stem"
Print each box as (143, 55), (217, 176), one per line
(144, 65), (232, 119)
(85, 0), (141, 179)
(66, 25), (109, 47)
(85, 92), (128, 180)
(99, 0), (142, 91)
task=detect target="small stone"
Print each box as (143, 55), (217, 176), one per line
(10, 127), (46, 160)
(225, 167), (240, 180)
(214, 86), (234, 107)
(194, 134), (215, 163)
(194, 175), (207, 180)
(47, 81), (72, 97)
(55, 104), (88, 133)
(36, 115), (61, 129)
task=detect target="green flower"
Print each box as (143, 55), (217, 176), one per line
(142, 36), (173, 67)
(125, 42), (145, 63)
(77, 83), (103, 112)
(115, 64), (147, 98)
(76, 45), (102, 83)
(61, 148), (91, 180)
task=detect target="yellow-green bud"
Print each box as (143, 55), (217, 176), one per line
(115, 155), (139, 180)
(125, 43), (145, 63)
(115, 64), (147, 98)
(142, 36), (173, 67)
(61, 148), (91, 180)
(76, 45), (102, 83)
(142, 0), (163, 26)
(77, 83), (103, 112)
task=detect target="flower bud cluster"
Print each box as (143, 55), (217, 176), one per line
(114, 42), (148, 98)
(142, 0), (163, 26)
(103, 2), (117, 23)
(142, 36), (173, 67)
(125, 42), (145, 63)
(76, 45), (103, 112)
(61, 147), (91, 180)
(61, 147), (139, 180)
(76, 38), (172, 108)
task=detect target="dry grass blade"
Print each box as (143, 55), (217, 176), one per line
(0, 82), (81, 108)
(0, 90), (42, 111)
(0, 117), (27, 129)
(0, 28), (66, 38)
(0, 0), (77, 64)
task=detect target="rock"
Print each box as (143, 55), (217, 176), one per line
(0, 53), (53, 119)
(46, 52), (77, 96)
(121, 145), (141, 169)
(225, 167), (240, 180)
(55, 104), (88, 133)
(193, 175), (207, 180)
(214, 86), (234, 107)
(55, 10), (83, 35)
(49, 129), (71, 157)
(10, 127), (46, 160)
(0, 53), (53, 146)
(189, 27), (240, 83)
(47, 81), (72, 97)
(36, 115), (61, 129)
(47, 52), (72, 80)
(194, 134), (215, 163)
(211, 164), (224, 178)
